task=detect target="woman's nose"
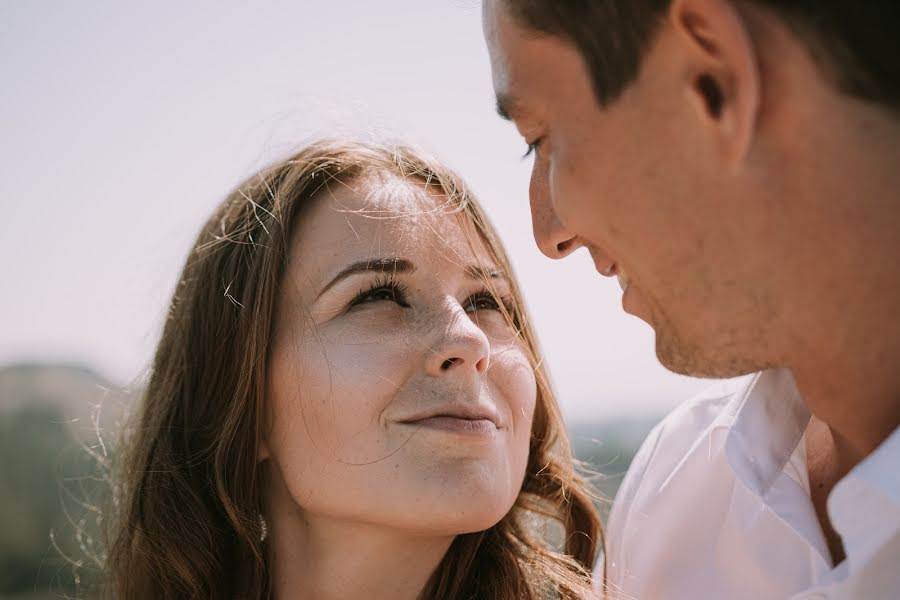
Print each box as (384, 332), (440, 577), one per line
(425, 308), (490, 377)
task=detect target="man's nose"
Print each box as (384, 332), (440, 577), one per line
(530, 191), (584, 260)
(529, 161), (584, 259)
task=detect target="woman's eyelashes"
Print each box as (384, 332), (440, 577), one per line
(349, 277), (411, 309)
(465, 290), (507, 314)
(347, 278), (511, 317)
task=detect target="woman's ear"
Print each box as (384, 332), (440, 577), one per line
(257, 392), (272, 461)
(669, 0), (761, 167)
(257, 433), (271, 462)
(256, 417), (272, 463)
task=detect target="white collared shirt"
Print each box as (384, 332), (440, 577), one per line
(600, 368), (900, 600)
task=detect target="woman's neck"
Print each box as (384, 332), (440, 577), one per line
(266, 508), (454, 600)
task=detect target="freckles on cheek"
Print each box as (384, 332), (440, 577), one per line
(315, 325), (408, 383)
(296, 328), (409, 427)
(490, 348), (537, 428)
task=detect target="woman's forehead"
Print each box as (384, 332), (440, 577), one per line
(291, 176), (496, 275)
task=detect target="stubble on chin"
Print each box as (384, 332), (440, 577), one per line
(653, 314), (773, 379)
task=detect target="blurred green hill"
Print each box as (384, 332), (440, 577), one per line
(568, 418), (660, 520)
(0, 362), (660, 599)
(0, 363), (132, 599)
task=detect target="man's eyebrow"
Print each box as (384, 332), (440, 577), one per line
(318, 257), (415, 298)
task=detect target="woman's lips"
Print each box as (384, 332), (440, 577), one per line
(402, 416), (498, 435)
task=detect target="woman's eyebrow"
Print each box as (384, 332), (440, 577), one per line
(466, 265), (508, 282)
(317, 257), (415, 299)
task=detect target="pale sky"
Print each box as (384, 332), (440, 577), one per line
(0, 1), (716, 421)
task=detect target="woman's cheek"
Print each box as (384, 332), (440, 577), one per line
(489, 345), (537, 435)
(296, 330), (409, 437)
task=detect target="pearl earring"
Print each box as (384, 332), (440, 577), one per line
(259, 514), (268, 542)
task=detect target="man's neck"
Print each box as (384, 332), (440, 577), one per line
(779, 109), (900, 565)
(790, 322), (900, 462)
(804, 415), (853, 566)
(783, 105), (900, 463)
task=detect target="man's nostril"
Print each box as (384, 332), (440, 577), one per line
(441, 358), (457, 370)
(557, 240), (571, 253)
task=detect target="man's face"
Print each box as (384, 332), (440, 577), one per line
(482, 0), (779, 377)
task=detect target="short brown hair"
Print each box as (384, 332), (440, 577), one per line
(504, 0), (900, 113)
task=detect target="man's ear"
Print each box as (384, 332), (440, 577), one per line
(669, 0), (761, 168)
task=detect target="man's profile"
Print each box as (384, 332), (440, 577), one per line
(483, 1), (900, 598)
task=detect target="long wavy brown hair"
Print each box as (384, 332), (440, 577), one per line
(106, 138), (603, 599)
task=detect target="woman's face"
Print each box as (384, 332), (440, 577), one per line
(261, 175), (537, 536)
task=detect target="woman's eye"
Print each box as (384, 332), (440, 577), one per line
(360, 288), (396, 302)
(466, 291), (502, 313)
(350, 283), (409, 308)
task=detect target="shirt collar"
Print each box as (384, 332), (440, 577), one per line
(723, 368), (811, 496)
(828, 425), (900, 573)
(841, 425), (900, 505)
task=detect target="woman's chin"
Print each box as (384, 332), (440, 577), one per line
(416, 489), (519, 536)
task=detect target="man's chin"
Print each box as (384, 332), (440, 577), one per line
(654, 330), (767, 379)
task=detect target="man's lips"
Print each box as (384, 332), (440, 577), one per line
(588, 248), (631, 292)
(588, 245), (617, 277)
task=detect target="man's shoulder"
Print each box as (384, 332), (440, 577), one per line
(601, 374), (762, 585)
(634, 375), (757, 474)
(607, 374), (760, 531)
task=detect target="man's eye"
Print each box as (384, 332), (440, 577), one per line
(522, 138), (542, 160)
(522, 143), (536, 159)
